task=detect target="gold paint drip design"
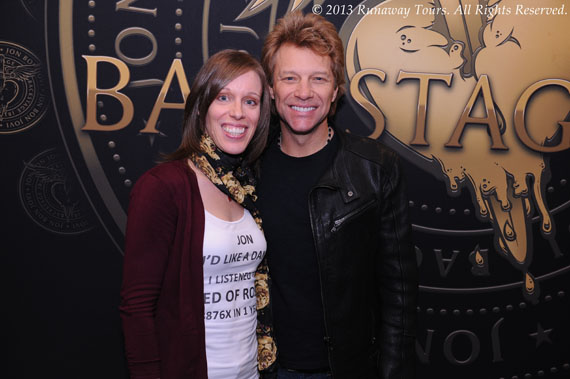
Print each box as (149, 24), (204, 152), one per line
(525, 272), (535, 294)
(475, 250), (484, 266)
(503, 219), (516, 241)
(532, 169), (553, 234)
(343, 0), (568, 302)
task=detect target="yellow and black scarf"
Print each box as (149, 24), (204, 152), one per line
(190, 134), (262, 229)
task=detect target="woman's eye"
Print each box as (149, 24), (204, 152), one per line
(218, 95), (229, 101)
(245, 99), (258, 106)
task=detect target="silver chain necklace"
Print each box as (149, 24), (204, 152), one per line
(278, 125), (333, 149)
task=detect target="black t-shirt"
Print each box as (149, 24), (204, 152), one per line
(257, 131), (339, 370)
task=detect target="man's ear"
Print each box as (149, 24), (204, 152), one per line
(269, 86), (275, 100)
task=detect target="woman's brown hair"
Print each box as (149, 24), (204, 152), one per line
(261, 11), (346, 116)
(166, 49), (270, 163)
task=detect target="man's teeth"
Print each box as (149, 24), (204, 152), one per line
(222, 126), (246, 136)
(291, 105), (316, 112)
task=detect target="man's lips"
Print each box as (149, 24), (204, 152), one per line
(290, 105), (317, 112)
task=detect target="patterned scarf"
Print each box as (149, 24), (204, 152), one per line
(190, 134), (263, 230)
(190, 134), (277, 373)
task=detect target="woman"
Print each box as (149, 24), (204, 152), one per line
(120, 50), (276, 379)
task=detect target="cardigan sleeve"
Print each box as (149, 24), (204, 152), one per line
(120, 172), (178, 379)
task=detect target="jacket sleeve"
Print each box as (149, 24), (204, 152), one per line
(119, 172), (177, 379)
(376, 153), (418, 379)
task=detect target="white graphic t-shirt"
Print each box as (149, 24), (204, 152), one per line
(202, 208), (266, 379)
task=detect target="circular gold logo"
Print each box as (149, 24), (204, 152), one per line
(0, 41), (48, 134)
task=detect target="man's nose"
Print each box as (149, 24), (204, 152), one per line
(294, 80), (313, 100)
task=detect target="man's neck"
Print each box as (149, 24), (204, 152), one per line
(279, 121), (332, 157)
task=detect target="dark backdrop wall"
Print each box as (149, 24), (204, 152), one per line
(2, 1), (569, 378)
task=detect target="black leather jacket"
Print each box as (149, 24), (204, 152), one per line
(308, 128), (417, 379)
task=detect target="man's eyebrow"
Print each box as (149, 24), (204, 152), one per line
(278, 70), (331, 76)
(311, 71), (332, 77)
(278, 70), (298, 76)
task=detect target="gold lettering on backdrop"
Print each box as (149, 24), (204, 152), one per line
(115, 27), (158, 66)
(128, 79), (164, 88)
(514, 79), (570, 153)
(141, 59), (190, 134)
(349, 69), (386, 139)
(396, 71), (453, 146)
(82, 55), (133, 131)
(343, 0), (570, 303)
(115, 0), (157, 17)
(445, 75), (508, 150)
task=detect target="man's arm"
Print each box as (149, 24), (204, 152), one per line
(376, 152), (418, 379)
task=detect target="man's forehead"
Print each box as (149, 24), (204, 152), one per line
(273, 44), (333, 74)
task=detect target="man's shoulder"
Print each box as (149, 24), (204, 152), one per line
(338, 129), (399, 168)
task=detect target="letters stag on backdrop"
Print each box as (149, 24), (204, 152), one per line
(1, 0), (569, 378)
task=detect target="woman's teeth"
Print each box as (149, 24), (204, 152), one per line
(222, 125), (246, 136)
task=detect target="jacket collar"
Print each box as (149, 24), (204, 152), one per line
(315, 127), (360, 204)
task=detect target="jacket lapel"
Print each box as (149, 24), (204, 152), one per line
(314, 128), (360, 204)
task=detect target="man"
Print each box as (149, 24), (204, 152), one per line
(256, 11), (418, 379)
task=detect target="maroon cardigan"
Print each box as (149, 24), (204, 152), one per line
(120, 160), (207, 379)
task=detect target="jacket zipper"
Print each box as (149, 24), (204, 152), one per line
(308, 187), (335, 377)
(330, 198), (377, 233)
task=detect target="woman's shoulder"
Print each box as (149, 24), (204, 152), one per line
(135, 159), (197, 192)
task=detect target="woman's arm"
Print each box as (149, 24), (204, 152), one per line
(120, 172), (177, 379)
